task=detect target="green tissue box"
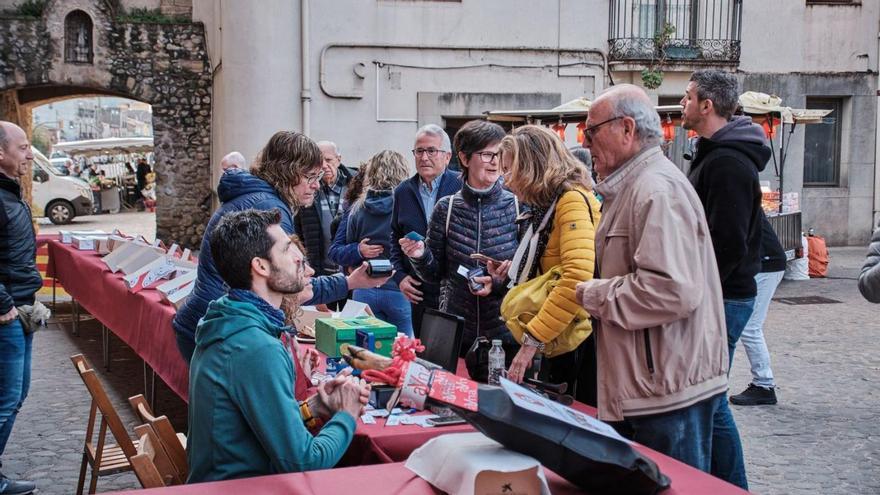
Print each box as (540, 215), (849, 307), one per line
(315, 316), (397, 358)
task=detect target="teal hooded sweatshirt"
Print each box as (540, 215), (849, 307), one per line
(186, 295), (356, 483)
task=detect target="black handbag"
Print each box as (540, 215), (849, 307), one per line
(465, 336), (518, 383)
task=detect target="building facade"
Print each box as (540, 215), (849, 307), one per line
(193, 0), (877, 245)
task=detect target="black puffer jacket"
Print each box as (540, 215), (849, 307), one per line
(411, 181), (519, 353)
(0, 174), (41, 314)
(859, 219), (880, 303)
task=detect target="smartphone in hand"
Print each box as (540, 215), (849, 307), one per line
(470, 253), (501, 265)
(404, 231), (425, 242)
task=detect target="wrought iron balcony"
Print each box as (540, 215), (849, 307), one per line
(608, 0), (742, 65)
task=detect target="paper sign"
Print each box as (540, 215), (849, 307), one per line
(500, 378), (629, 443)
(428, 370), (479, 412)
(398, 361), (432, 410)
(338, 299), (371, 318)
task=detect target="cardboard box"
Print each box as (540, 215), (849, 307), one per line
(60, 230), (106, 244)
(72, 235), (108, 251)
(157, 269), (197, 309)
(315, 316), (397, 358)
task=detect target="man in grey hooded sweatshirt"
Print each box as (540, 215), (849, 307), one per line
(680, 69), (770, 491)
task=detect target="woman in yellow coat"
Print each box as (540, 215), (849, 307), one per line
(491, 125), (600, 392)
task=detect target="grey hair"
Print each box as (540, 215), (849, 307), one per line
(689, 70), (739, 119)
(608, 94), (663, 147)
(316, 140), (340, 155)
(414, 124), (451, 152)
(221, 151), (247, 170)
(568, 146), (596, 188)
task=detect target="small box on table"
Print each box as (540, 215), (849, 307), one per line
(315, 316), (397, 358)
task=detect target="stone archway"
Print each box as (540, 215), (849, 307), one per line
(0, 0), (212, 247)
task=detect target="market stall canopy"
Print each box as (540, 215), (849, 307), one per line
(53, 137), (154, 157)
(738, 91), (832, 124)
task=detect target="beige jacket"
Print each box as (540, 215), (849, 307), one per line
(576, 147), (728, 422)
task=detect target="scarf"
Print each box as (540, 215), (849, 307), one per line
(508, 200), (556, 287)
(228, 288), (288, 332)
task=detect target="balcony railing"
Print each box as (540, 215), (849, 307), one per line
(608, 0), (742, 65)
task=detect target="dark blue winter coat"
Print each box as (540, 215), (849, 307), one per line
(389, 170), (462, 308)
(410, 180), (519, 353)
(173, 170), (348, 360)
(0, 174), (41, 314)
(328, 191), (399, 292)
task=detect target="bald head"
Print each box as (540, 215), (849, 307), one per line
(221, 151), (247, 171)
(585, 85), (662, 180)
(0, 121), (33, 179)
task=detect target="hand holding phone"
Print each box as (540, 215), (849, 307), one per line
(405, 231), (425, 242)
(470, 253), (501, 265)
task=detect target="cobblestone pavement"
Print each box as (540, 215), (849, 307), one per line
(38, 211), (157, 240)
(0, 247), (877, 494)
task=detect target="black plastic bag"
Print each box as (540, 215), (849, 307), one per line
(452, 384), (671, 494)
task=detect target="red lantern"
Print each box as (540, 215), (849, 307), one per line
(552, 122), (567, 141)
(576, 121), (587, 145)
(661, 115), (675, 142)
(687, 129), (698, 139)
(761, 117), (780, 139)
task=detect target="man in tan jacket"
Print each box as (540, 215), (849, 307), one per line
(576, 85), (747, 489)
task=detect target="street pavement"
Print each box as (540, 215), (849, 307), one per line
(0, 247), (877, 494)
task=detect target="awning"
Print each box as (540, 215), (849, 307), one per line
(53, 137), (154, 157)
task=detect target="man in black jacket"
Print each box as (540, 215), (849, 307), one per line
(294, 141), (353, 279)
(681, 70), (769, 490)
(0, 121), (39, 495)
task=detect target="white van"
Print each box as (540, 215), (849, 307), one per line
(31, 147), (93, 224)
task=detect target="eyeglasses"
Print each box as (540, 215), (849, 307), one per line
(412, 148), (447, 157)
(584, 116), (624, 142)
(474, 151), (499, 163)
(302, 172), (322, 185)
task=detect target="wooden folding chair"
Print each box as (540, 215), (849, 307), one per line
(128, 394), (188, 480)
(130, 424), (182, 487)
(70, 354), (140, 495)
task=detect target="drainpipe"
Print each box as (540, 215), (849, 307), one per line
(300, 0), (311, 136)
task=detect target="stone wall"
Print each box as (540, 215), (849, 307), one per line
(0, 0), (212, 247)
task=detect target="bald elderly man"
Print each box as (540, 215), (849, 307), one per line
(220, 151), (247, 171)
(0, 121), (39, 495)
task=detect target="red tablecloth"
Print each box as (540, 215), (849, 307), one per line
(106, 454), (748, 495)
(46, 239), (190, 400)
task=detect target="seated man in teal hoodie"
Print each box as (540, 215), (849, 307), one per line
(187, 208), (365, 482)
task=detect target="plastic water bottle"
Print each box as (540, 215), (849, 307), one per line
(488, 339), (505, 386)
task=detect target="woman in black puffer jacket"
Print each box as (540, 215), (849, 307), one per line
(402, 121), (519, 355)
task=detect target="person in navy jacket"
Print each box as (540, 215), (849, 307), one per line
(389, 125), (461, 336)
(173, 132), (391, 364)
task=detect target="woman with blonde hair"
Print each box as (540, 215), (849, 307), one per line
(329, 150), (413, 335)
(493, 125), (601, 402)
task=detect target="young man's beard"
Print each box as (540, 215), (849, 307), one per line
(268, 266), (305, 295)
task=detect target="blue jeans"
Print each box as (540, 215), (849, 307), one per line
(0, 319), (34, 459)
(353, 288), (413, 337)
(709, 299), (754, 490)
(723, 298), (755, 369)
(739, 272), (784, 388)
(612, 393), (724, 473)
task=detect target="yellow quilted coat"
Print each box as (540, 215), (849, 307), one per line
(526, 186), (601, 343)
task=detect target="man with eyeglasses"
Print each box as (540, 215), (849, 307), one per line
(390, 124), (462, 336)
(576, 85), (745, 488)
(174, 132), (391, 367)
